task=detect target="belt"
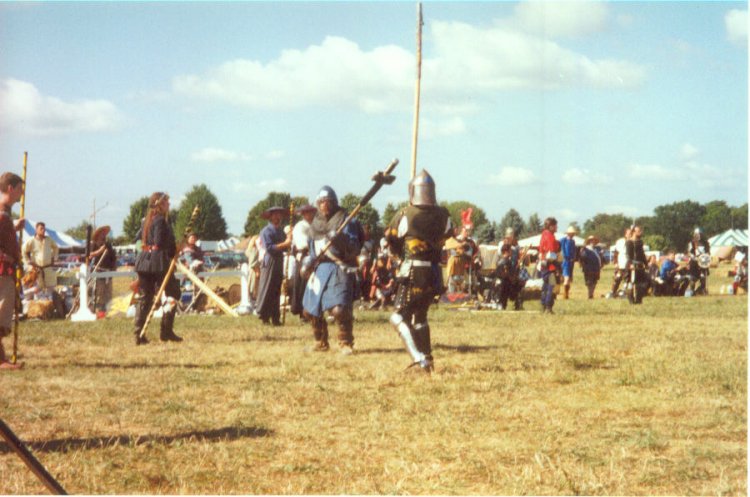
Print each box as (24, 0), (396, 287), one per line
(142, 245), (160, 252)
(410, 260), (432, 267)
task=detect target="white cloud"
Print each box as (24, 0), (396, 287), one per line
(512, 0), (609, 38)
(427, 20), (646, 93)
(265, 150), (285, 160)
(421, 117), (467, 139)
(679, 143), (700, 161)
(232, 178), (287, 194)
(683, 160), (740, 189)
(627, 163), (674, 180)
(725, 9), (748, 46)
(190, 147), (252, 163)
(488, 166), (537, 186)
(0, 78), (123, 136)
(174, 36), (412, 113)
(173, 17), (646, 114)
(561, 168), (612, 185)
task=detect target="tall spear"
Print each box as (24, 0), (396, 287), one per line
(410, 2), (424, 180)
(11, 152), (28, 365)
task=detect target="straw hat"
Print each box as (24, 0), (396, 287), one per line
(261, 206), (288, 220)
(92, 225), (110, 240)
(586, 235), (599, 244)
(566, 225), (577, 235)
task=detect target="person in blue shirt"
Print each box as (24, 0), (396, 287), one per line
(658, 251), (679, 296)
(256, 207), (292, 326)
(559, 226), (578, 299)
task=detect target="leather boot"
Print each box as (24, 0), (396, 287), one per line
(337, 316), (354, 355)
(160, 310), (183, 342)
(311, 317), (329, 351)
(134, 300), (150, 345)
(564, 285), (570, 299)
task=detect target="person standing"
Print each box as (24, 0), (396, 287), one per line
(687, 227), (710, 295)
(0, 172), (25, 369)
(22, 221), (59, 296)
(244, 235), (261, 308)
(579, 236), (602, 299)
(538, 217), (560, 314)
(626, 225), (648, 304)
(256, 206), (292, 326)
(609, 227), (631, 298)
(385, 170), (452, 372)
(89, 225), (117, 318)
(132, 192), (182, 345)
(559, 226), (577, 299)
(302, 186), (363, 354)
(498, 228), (525, 310)
(290, 204), (317, 317)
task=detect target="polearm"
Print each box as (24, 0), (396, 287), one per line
(306, 159), (398, 273)
(12, 152), (28, 365)
(280, 201), (294, 325)
(139, 205), (200, 339)
(0, 418), (67, 494)
(410, 2), (423, 180)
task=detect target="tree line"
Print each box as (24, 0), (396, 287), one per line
(64, 184), (747, 253)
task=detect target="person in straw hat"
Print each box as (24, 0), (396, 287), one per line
(579, 235), (602, 299)
(90, 225), (117, 318)
(559, 225), (578, 299)
(256, 206), (292, 326)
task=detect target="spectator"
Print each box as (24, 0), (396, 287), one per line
(579, 236), (602, 299)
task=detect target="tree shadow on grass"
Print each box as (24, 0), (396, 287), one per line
(0, 426), (272, 454)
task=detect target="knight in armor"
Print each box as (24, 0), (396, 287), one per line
(385, 169), (452, 372)
(302, 186), (364, 354)
(687, 227), (710, 295)
(625, 225), (648, 304)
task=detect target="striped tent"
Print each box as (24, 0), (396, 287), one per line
(708, 229), (748, 248)
(22, 220), (84, 249)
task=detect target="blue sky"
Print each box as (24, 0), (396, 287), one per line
(0, 1), (747, 237)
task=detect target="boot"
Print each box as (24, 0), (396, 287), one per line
(337, 317), (354, 355)
(134, 330), (149, 345)
(413, 323), (433, 371)
(311, 317), (329, 351)
(564, 285), (570, 299)
(160, 311), (183, 342)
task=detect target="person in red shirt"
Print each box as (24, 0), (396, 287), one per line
(538, 217), (560, 314)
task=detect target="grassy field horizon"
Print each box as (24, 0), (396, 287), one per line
(0, 264), (746, 495)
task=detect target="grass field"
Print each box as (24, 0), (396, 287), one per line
(0, 265), (746, 495)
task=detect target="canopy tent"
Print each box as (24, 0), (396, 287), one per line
(516, 233), (585, 248)
(22, 220), (84, 249)
(708, 229), (748, 248)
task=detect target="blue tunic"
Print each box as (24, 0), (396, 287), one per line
(559, 236), (577, 277)
(302, 217), (362, 317)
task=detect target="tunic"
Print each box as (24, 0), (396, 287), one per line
(256, 222), (286, 322)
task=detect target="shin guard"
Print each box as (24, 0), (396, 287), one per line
(390, 313), (426, 364)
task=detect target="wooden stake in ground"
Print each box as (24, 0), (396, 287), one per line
(410, 2), (423, 181)
(11, 152), (28, 365)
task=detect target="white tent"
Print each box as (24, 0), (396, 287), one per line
(22, 220), (84, 249)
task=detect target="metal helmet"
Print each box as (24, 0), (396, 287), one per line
(409, 169), (437, 206)
(315, 185), (339, 208)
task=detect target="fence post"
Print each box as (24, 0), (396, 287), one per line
(70, 264), (96, 322)
(236, 263), (252, 315)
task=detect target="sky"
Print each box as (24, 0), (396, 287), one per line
(0, 1), (747, 238)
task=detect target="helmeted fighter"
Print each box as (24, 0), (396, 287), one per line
(385, 169), (452, 372)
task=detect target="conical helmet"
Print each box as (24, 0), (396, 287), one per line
(315, 185), (339, 208)
(409, 169), (436, 206)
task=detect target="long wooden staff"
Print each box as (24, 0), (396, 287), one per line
(280, 202), (294, 325)
(410, 2), (423, 180)
(138, 205), (200, 339)
(12, 152), (28, 365)
(0, 418), (67, 494)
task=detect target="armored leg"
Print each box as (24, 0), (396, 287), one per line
(329, 305), (354, 351)
(390, 312), (432, 370)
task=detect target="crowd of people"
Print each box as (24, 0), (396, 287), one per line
(0, 165), (746, 372)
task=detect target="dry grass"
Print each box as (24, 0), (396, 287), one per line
(0, 265), (746, 495)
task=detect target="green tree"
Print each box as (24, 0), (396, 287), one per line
(339, 193), (380, 230)
(498, 209), (525, 239)
(731, 203), (748, 229)
(440, 201), (488, 233)
(122, 196), (149, 243)
(243, 192), (309, 237)
(522, 213), (542, 237)
(474, 222), (496, 244)
(65, 220), (91, 241)
(700, 200), (733, 238)
(174, 184), (229, 240)
(643, 234), (667, 252)
(582, 213), (632, 246)
(382, 201), (409, 228)
(651, 200), (706, 251)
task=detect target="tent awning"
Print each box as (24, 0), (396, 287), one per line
(22, 220), (84, 249)
(708, 229), (748, 247)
